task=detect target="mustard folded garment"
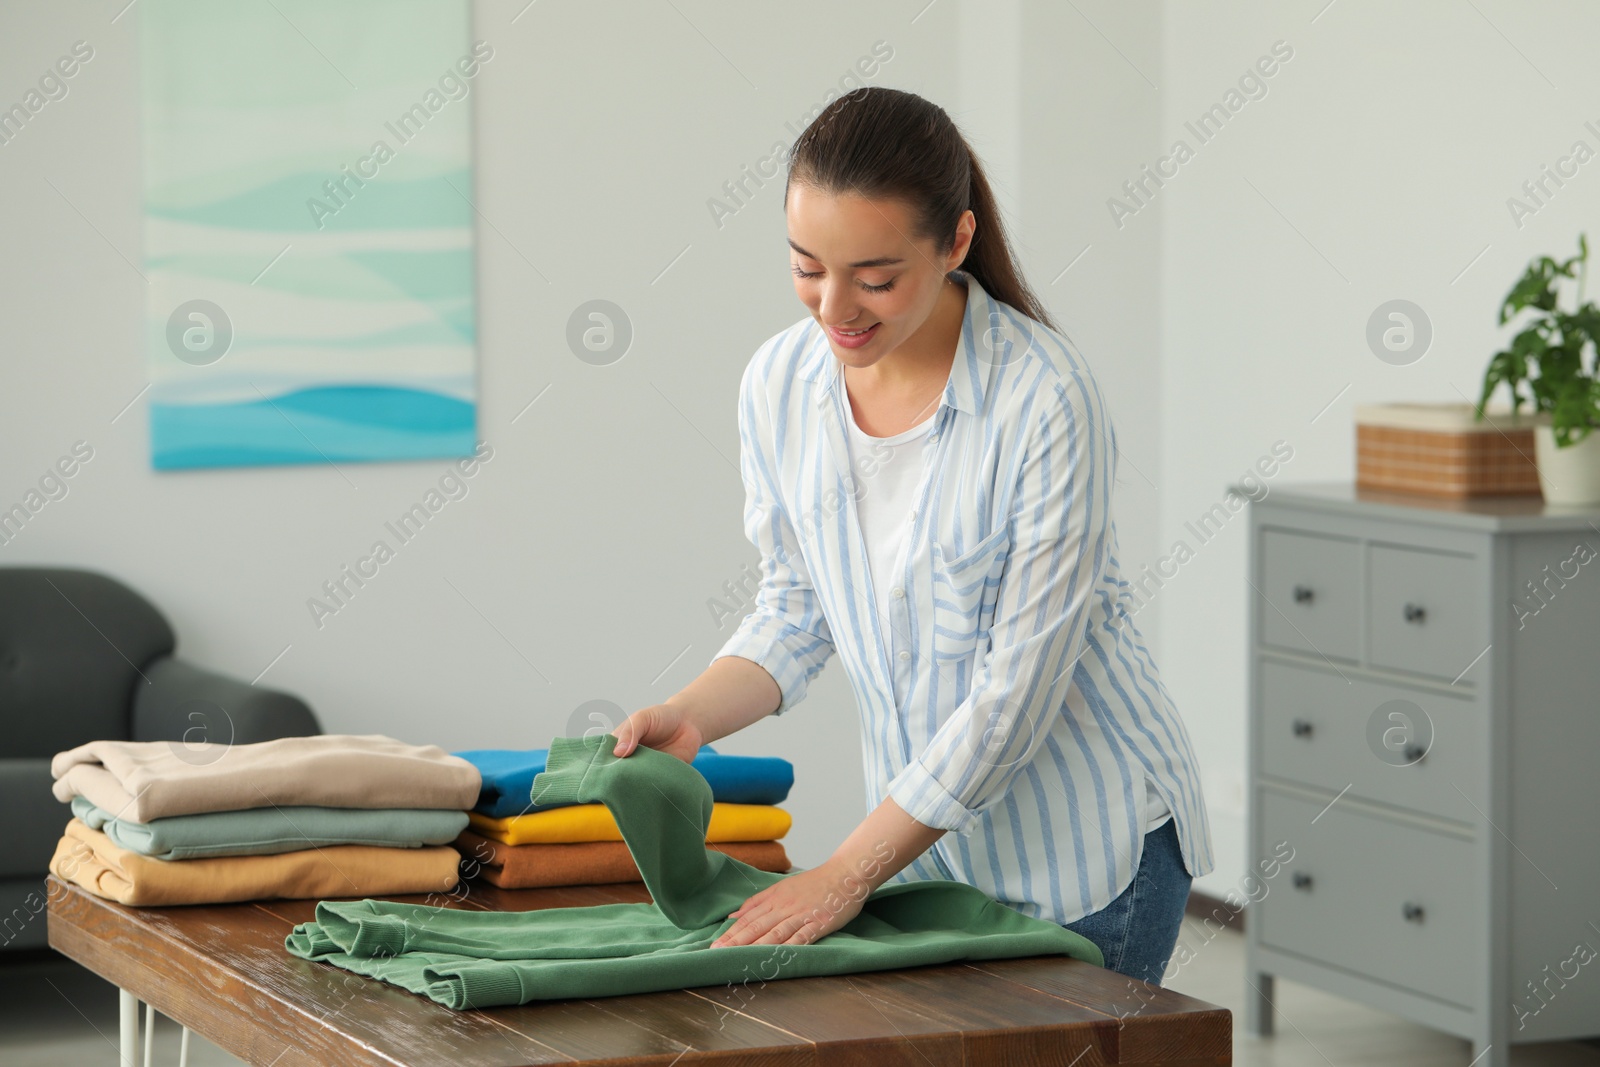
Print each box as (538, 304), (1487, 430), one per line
(467, 801), (791, 846)
(49, 818), (461, 907)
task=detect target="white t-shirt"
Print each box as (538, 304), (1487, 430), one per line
(843, 379), (1172, 836)
(843, 386), (936, 641)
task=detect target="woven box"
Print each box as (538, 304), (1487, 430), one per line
(1354, 402), (1541, 498)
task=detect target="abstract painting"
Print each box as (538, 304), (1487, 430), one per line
(141, 0), (481, 470)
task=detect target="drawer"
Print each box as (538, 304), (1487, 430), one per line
(1255, 790), (1477, 1007)
(1366, 544), (1485, 683)
(1258, 530), (1360, 662)
(1258, 660), (1484, 822)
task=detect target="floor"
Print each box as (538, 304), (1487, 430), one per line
(1167, 922), (1600, 1067)
(4, 924), (1600, 1065)
(1, 949), (243, 1067)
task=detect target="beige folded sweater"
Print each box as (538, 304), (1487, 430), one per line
(50, 818), (461, 906)
(51, 734), (480, 822)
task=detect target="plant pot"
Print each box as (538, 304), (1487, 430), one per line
(1533, 420), (1600, 505)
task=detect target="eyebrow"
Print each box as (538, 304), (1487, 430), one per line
(787, 239), (905, 269)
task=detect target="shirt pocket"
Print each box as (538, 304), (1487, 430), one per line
(929, 523), (1012, 663)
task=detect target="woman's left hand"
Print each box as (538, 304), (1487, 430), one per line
(710, 858), (870, 948)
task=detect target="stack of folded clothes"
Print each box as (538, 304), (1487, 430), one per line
(451, 742), (795, 888)
(285, 734), (1104, 1009)
(47, 734), (480, 906)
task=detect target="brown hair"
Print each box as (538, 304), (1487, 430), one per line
(784, 86), (1058, 333)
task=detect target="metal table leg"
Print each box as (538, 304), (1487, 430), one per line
(117, 989), (191, 1066)
(119, 988), (138, 1067)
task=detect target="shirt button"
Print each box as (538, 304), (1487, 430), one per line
(898, 650), (912, 661)
(892, 586), (905, 599)
(930, 434), (940, 443)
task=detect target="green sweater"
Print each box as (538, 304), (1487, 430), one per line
(71, 796), (469, 860)
(284, 733), (1103, 1008)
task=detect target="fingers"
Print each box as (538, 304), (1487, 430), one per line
(755, 913), (821, 946)
(717, 912), (821, 948)
(611, 708), (649, 756)
(711, 901), (766, 947)
(611, 704), (680, 758)
(712, 901), (829, 948)
(726, 884), (771, 920)
(715, 902), (763, 943)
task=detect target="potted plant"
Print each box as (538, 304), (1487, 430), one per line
(1475, 232), (1600, 505)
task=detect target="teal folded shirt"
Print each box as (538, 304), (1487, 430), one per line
(285, 733), (1103, 1008)
(71, 796), (469, 860)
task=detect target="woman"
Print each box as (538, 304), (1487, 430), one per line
(610, 86), (1213, 986)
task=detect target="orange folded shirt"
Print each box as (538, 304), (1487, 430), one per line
(49, 817), (460, 907)
(453, 828), (792, 889)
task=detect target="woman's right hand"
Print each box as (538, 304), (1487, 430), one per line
(610, 702), (705, 764)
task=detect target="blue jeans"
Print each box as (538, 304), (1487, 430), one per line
(1061, 817), (1191, 986)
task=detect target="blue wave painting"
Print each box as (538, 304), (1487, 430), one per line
(142, 0), (479, 471)
(150, 385), (476, 470)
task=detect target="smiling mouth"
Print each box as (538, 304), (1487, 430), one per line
(828, 321), (881, 342)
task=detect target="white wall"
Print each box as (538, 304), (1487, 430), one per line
(1156, 0), (1600, 899)
(1020, 0), (1165, 616)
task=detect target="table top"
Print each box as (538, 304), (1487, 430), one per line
(47, 874), (1231, 1066)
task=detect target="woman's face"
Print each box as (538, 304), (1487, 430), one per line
(785, 183), (973, 371)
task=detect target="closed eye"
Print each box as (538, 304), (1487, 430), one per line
(791, 265), (897, 294)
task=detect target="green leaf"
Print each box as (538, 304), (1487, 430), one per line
(1481, 233), (1600, 437)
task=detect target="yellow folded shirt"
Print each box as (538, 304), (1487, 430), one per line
(468, 802), (791, 846)
(49, 817), (461, 907)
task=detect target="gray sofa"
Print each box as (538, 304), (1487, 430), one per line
(1, 567), (320, 950)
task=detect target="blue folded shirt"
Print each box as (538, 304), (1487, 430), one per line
(453, 742), (795, 819)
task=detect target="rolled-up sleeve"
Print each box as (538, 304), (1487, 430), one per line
(888, 375), (1115, 834)
(711, 358), (836, 715)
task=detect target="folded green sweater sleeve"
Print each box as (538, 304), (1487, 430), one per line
(529, 733), (784, 929)
(285, 733), (1105, 1009)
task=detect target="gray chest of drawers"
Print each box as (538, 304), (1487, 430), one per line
(1245, 482), (1600, 1067)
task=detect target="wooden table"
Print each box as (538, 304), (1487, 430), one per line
(47, 873), (1231, 1066)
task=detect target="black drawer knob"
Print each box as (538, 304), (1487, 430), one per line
(1403, 603), (1427, 624)
(1293, 872), (1314, 891)
(1291, 719), (1314, 738)
(1402, 902), (1425, 923)
(1292, 585), (1315, 605)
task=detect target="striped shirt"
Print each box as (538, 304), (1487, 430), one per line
(711, 270), (1215, 925)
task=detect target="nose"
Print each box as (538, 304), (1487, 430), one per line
(817, 282), (861, 326)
